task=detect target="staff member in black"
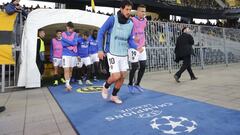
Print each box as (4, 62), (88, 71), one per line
(36, 28), (46, 76)
(0, 106), (5, 113)
(174, 27), (197, 83)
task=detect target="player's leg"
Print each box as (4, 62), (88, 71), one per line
(135, 48), (147, 92)
(110, 55), (129, 104)
(84, 57), (93, 85)
(101, 53), (121, 99)
(62, 56), (73, 91)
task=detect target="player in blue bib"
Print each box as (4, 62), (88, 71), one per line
(97, 0), (143, 104)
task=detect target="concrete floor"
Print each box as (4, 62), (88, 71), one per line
(0, 64), (240, 135)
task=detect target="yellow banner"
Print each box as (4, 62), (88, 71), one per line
(91, 0), (95, 12)
(0, 45), (15, 64)
(0, 11), (17, 64)
(0, 12), (17, 31)
(225, 0), (240, 7)
(176, 0), (181, 4)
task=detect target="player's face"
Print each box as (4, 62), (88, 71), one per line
(83, 35), (88, 40)
(56, 32), (62, 39)
(93, 31), (98, 38)
(39, 31), (45, 38)
(121, 5), (132, 19)
(137, 7), (146, 19)
(13, 0), (20, 5)
(66, 26), (74, 33)
(185, 28), (191, 33)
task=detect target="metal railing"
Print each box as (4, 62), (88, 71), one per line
(1, 18), (240, 92)
(145, 21), (240, 72)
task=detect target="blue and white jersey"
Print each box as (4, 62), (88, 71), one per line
(61, 31), (78, 56)
(77, 37), (89, 58)
(97, 15), (138, 56)
(88, 36), (98, 54)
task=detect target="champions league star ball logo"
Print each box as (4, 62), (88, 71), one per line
(150, 116), (197, 134)
(76, 86), (102, 93)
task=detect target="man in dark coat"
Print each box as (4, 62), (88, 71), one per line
(174, 27), (197, 83)
(0, 106), (6, 113)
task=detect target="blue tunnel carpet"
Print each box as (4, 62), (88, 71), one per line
(48, 81), (240, 135)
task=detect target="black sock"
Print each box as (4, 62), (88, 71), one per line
(86, 65), (92, 80)
(94, 62), (99, 78)
(72, 67), (78, 80)
(61, 74), (64, 79)
(104, 81), (111, 89)
(136, 61), (146, 86)
(54, 74), (58, 81)
(129, 62), (138, 85)
(57, 75), (61, 81)
(112, 87), (120, 96)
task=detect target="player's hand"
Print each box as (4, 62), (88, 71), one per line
(98, 51), (105, 60)
(77, 56), (81, 62)
(15, 5), (22, 10)
(137, 47), (144, 53)
(134, 36), (140, 43)
(15, 9), (22, 13)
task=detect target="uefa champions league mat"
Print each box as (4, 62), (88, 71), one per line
(49, 81), (240, 135)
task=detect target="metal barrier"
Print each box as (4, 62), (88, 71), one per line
(0, 13), (22, 92)
(0, 46), (20, 92)
(145, 21), (240, 72)
(1, 64), (16, 92)
(1, 19), (240, 92)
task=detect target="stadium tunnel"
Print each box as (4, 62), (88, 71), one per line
(17, 9), (108, 88)
(41, 23), (99, 79)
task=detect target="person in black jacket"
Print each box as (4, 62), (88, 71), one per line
(174, 27), (197, 83)
(36, 29), (46, 76)
(4, 0), (27, 17)
(0, 106), (6, 113)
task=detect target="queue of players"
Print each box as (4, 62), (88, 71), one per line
(49, 25), (101, 89)
(37, 1), (173, 105)
(37, 0), (196, 104)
